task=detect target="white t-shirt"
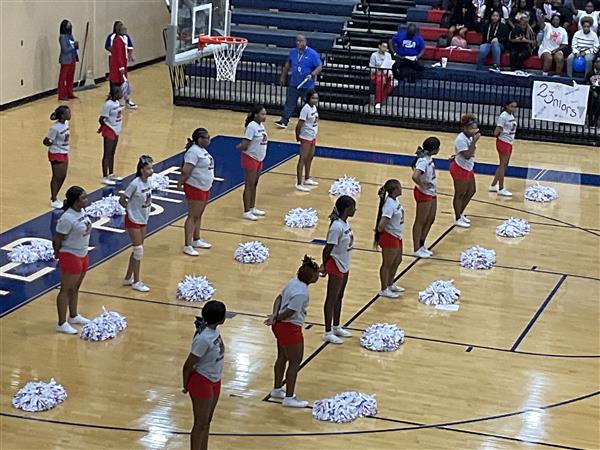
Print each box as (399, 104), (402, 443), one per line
(415, 156), (436, 196)
(381, 197), (404, 239)
(243, 121), (268, 162)
(454, 132), (475, 171)
(575, 10), (599, 32)
(47, 121), (70, 154)
(497, 111), (517, 145)
(538, 25), (568, 56)
(191, 327), (225, 383)
(124, 177), (152, 225)
(299, 104), (319, 140)
(184, 144), (215, 191)
(326, 218), (353, 273)
(100, 100), (123, 135)
(279, 277), (310, 327)
(56, 208), (92, 257)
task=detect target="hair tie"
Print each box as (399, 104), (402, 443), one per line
(378, 186), (386, 198)
(194, 316), (208, 335)
(415, 146), (428, 158)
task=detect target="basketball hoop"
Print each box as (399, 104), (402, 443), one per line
(197, 35), (248, 82)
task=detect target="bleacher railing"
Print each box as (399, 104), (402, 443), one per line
(170, 55), (599, 146)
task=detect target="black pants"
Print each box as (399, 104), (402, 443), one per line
(393, 58), (424, 83)
(509, 47), (531, 71)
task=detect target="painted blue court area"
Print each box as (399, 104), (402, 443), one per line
(1, 136), (599, 317)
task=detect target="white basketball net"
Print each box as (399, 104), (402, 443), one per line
(212, 41), (247, 82)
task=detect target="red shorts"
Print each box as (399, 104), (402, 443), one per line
(99, 124), (118, 141)
(496, 139), (513, 155)
(48, 152), (69, 163)
(272, 321), (304, 346)
(58, 252), (89, 275)
(378, 230), (402, 249)
(324, 256), (345, 278)
(186, 371), (221, 399)
(413, 188), (435, 203)
(449, 160), (474, 181)
(183, 184), (210, 201)
(124, 215), (145, 229)
(241, 152), (263, 172)
(299, 138), (316, 145)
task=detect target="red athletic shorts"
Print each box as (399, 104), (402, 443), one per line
(324, 256), (345, 278)
(58, 252), (89, 274)
(241, 152), (263, 172)
(449, 160), (474, 181)
(272, 321), (304, 346)
(378, 230), (402, 249)
(496, 139), (513, 155)
(124, 215), (145, 229)
(184, 183), (210, 201)
(413, 188), (435, 203)
(99, 124), (118, 141)
(299, 138), (316, 145)
(48, 152), (69, 163)
(186, 371), (221, 399)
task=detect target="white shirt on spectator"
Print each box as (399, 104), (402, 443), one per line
(575, 10), (599, 32)
(571, 29), (600, 54)
(538, 24), (568, 56)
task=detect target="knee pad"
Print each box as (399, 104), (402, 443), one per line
(132, 245), (143, 261)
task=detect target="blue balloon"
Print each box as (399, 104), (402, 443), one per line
(572, 56), (586, 73)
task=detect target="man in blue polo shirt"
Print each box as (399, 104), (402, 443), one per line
(390, 24), (425, 83)
(275, 35), (322, 129)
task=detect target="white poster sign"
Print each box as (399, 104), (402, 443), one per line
(531, 81), (590, 126)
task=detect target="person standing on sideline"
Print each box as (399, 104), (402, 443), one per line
(490, 100), (518, 197)
(43, 105), (71, 209)
(57, 20), (78, 100)
(295, 90), (319, 191)
(275, 35), (322, 129)
(370, 40), (395, 109)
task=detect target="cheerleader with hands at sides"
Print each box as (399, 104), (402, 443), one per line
(490, 100), (518, 197)
(294, 89), (320, 192)
(43, 105), (71, 209)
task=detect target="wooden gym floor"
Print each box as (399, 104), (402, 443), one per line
(0, 64), (598, 450)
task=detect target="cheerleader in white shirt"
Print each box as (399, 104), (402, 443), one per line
(98, 84), (124, 186)
(490, 100), (517, 197)
(294, 90), (320, 192)
(43, 105), (71, 209)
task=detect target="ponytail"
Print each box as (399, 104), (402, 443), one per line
(62, 185), (85, 211)
(186, 128), (209, 150)
(194, 300), (226, 336)
(50, 105), (70, 122)
(412, 136), (440, 168)
(374, 179), (401, 244)
(245, 104), (265, 128)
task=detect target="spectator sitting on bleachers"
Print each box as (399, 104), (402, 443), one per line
(481, 0), (510, 23)
(477, 11), (510, 69)
(570, 0), (599, 33)
(567, 17), (599, 77)
(585, 56), (600, 126)
(509, 13), (538, 70)
(369, 40), (394, 108)
(508, 0), (536, 28)
(448, 0), (481, 39)
(390, 24), (426, 83)
(540, 0), (574, 29)
(538, 14), (569, 75)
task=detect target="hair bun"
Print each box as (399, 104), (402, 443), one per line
(50, 113), (57, 120)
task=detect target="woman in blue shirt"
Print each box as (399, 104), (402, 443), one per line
(57, 19), (78, 100)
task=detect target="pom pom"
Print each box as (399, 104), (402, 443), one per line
(418, 280), (461, 305)
(148, 173), (171, 191)
(328, 176), (361, 198)
(85, 195), (125, 218)
(7, 240), (54, 264)
(524, 184), (558, 202)
(12, 379), (67, 412)
(496, 217), (530, 237)
(80, 307), (127, 341)
(176, 275), (215, 302)
(459, 246), (496, 270)
(284, 208), (318, 228)
(234, 241), (269, 264)
(312, 391), (377, 423)
(360, 323), (405, 352)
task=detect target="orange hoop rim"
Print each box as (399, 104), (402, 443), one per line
(197, 34), (248, 50)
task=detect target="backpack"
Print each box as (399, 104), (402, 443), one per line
(436, 35), (450, 47)
(451, 35), (468, 48)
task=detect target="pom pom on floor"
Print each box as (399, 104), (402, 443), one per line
(524, 184), (558, 203)
(496, 217), (530, 237)
(360, 323), (405, 352)
(80, 307), (127, 341)
(176, 275), (216, 302)
(460, 246), (496, 270)
(284, 208), (318, 228)
(148, 173), (171, 191)
(328, 176), (361, 198)
(234, 241), (269, 264)
(85, 195), (125, 218)
(12, 379), (67, 412)
(312, 391), (377, 423)
(418, 280), (461, 305)
(8, 240), (54, 264)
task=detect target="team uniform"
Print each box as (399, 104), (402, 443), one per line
(183, 144), (215, 201)
(414, 156), (437, 202)
(378, 197), (404, 249)
(123, 177), (152, 229)
(325, 219), (354, 278)
(450, 132), (475, 180)
(56, 208), (92, 274)
(298, 104), (318, 145)
(272, 277), (310, 346)
(46, 121), (70, 163)
(496, 111), (517, 155)
(186, 328), (225, 399)
(242, 121), (268, 172)
(99, 99), (123, 141)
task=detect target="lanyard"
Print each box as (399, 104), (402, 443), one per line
(297, 51), (304, 72)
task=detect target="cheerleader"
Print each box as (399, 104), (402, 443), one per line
(490, 100), (517, 197)
(375, 179), (405, 298)
(294, 90), (319, 192)
(182, 300), (226, 450)
(321, 195), (356, 344)
(119, 156), (153, 292)
(98, 84), (124, 186)
(450, 113), (480, 228)
(265, 255), (320, 408)
(53, 186), (91, 334)
(411, 137), (440, 258)
(237, 104), (268, 221)
(43, 105), (71, 209)
(178, 128), (214, 256)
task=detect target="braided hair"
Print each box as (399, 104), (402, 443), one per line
(374, 179), (401, 244)
(329, 195), (356, 224)
(194, 300), (226, 336)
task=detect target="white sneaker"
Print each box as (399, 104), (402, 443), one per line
(126, 100), (138, 109)
(303, 178), (319, 186)
(68, 314), (90, 325)
(414, 247), (431, 258)
(379, 288), (399, 298)
(323, 332), (343, 344)
(295, 184), (310, 192)
(50, 199), (63, 209)
(489, 184), (498, 192)
(455, 218), (471, 228)
(56, 322), (78, 335)
(109, 174), (124, 181)
(251, 207), (266, 216)
(375, 103), (381, 109)
(460, 214), (471, 223)
(333, 326), (352, 338)
(282, 396), (308, 408)
(183, 245), (199, 256)
(270, 388), (286, 399)
(423, 248), (433, 256)
(132, 281), (150, 292)
(498, 188), (513, 197)
(102, 177), (116, 186)
(192, 239), (212, 249)
(242, 211), (258, 221)
(389, 284), (405, 293)
(123, 277), (134, 286)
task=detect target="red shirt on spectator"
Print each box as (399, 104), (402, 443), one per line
(108, 35), (127, 83)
